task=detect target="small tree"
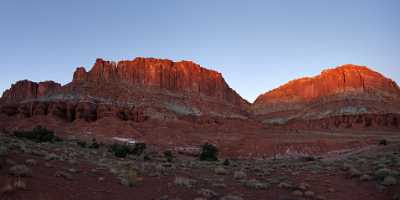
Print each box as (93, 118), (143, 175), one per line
(199, 143), (218, 161)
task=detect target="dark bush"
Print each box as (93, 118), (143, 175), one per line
(131, 143), (146, 155)
(88, 138), (100, 149)
(109, 142), (146, 158)
(379, 139), (388, 146)
(143, 154), (151, 161)
(14, 126), (59, 143)
(109, 143), (132, 158)
(223, 159), (230, 166)
(77, 141), (87, 148)
(164, 150), (173, 162)
(199, 143), (218, 161)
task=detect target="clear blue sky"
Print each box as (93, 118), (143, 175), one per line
(1, 0), (399, 102)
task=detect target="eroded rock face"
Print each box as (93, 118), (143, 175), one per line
(1, 61), (399, 132)
(71, 58), (248, 107)
(253, 65), (400, 114)
(253, 65), (400, 129)
(1, 80), (61, 104)
(0, 57), (248, 127)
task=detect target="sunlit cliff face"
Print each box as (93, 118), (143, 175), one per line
(252, 64), (400, 114)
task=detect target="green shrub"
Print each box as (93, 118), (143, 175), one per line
(199, 143), (218, 161)
(14, 126), (59, 143)
(164, 150), (173, 162)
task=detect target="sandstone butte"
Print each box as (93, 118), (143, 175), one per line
(0, 58), (399, 133)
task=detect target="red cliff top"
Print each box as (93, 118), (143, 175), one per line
(254, 64), (400, 105)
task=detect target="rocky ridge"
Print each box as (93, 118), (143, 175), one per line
(1, 60), (399, 132)
(252, 64), (400, 129)
(0, 58), (249, 130)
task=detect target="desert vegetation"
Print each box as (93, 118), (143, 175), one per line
(14, 126), (60, 143)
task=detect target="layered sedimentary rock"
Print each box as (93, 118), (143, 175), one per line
(0, 57), (249, 128)
(252, 64), (400, 129)
(0, 80), (61, 104)
(1, 61), (399, 132)
(71, 58), (247, 107)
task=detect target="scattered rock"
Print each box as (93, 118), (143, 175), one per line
(55, 171), (73, 180)
(278, 182), (292, 189)
(25, 159), (37, 166)
(212, 183), (227, 188)
(233, 171), (247, 180)
(13, 179), (27, 190)
(45, 153), (58, 161)
(5, 158), (16, 166)
(0, 146), (8, 157)
(159, 195), (169, 200)
(120, 178), (130, 186)
(68, 168), (79, 173)
(375, 168), (393, 179)
(9, 165), (32, 177)
(197, 188), (218, 198)
(220, 195), (243, 200)
(292, 190), (303, 196)
(349, 167), (361, 178)
(44, 162), (53, 168)
(360, 174), (372, 181)
(382, 176), (397, 186)
(174, 177), (196, 188)
(214, 167), (228, 175)
(243, 179), (269, 189)
(342, 163), (353, 171)
(298, 182), (310, 191)
(304, 190), (315, 197)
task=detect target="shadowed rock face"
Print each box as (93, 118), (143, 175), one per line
(252, 64), (400, 129)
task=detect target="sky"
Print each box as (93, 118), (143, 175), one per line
(0, 0), (399, 102)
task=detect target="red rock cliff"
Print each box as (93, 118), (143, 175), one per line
(1, 80), (61, 104)
(72, 57), (248, 107)
(253, 64), (400, 115)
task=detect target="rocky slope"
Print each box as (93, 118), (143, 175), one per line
(0, 57), (249, 135)
(252, 64), (400, 129)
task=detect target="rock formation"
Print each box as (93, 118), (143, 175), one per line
(1, 80), (61, 104)
(0, 58), (249, 130)
(1, 61), (399, 134)
(252, 64), (400, 129)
